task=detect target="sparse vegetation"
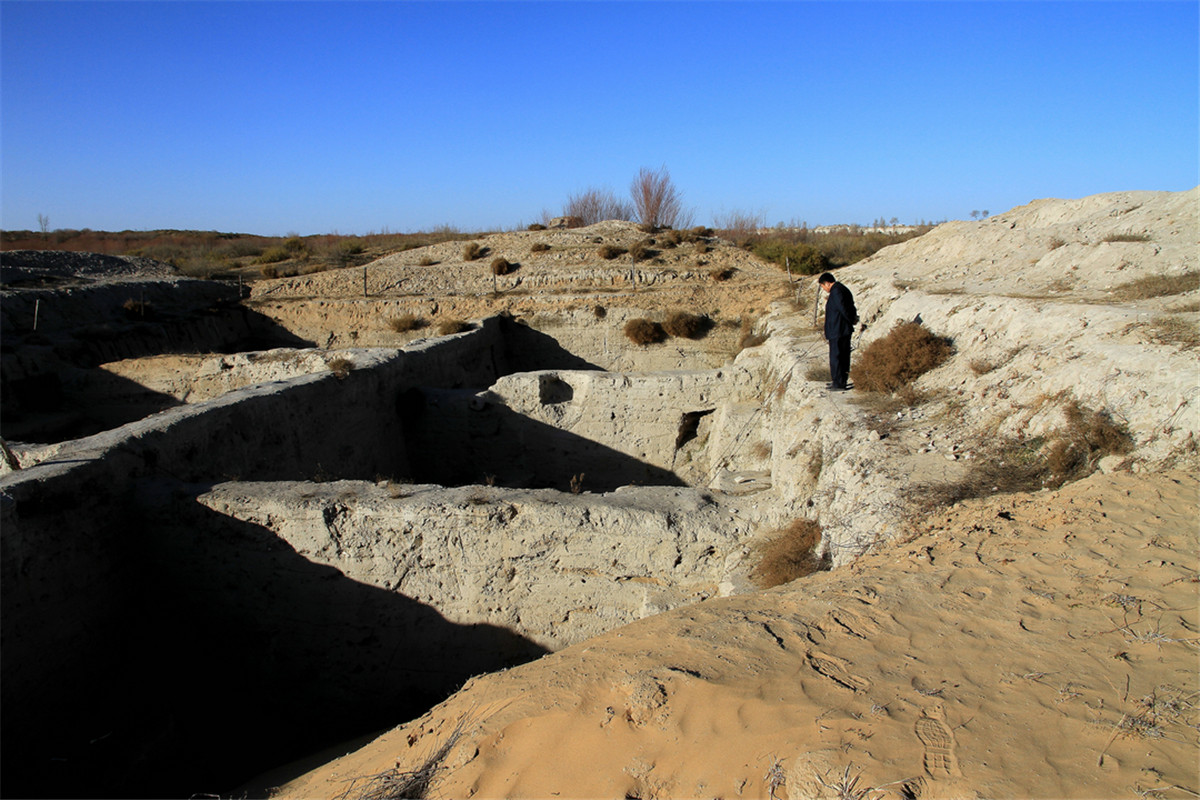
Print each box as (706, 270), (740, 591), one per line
(628, 239), (655, 263)
(850, 321), (953, 394)
(738, 317), (767, 350)
(597, 244), (626, 260)
(563, 187), (634, 225)
(709, 267), (735, 282)
(1102, 232), (1152, 243)
(662, 310), (708, 339)
(750, 519), (830, 588)
(490, 257), (513, 275)
(624, 318), (667, 345)
(530, 242), (550, 253)
(630, 165), (693, 229)
(463, 242), (486, 261)
(1146, 316), (1199, 349)
(417, 255), (438, 266)
(436, 319), (471, 336)
(388, 314), (425, 333)
(1108, 272), (1199, 301)
(327, 357), (353, 379)
(747, 224), (931, 274)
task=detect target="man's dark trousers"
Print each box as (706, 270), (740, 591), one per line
(829, 335), (851, 389)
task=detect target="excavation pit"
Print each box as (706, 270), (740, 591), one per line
(1, 313), (776, 798)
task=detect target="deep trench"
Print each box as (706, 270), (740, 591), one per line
(1, 310), (742, 799)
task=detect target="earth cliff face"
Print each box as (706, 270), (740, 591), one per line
(273, 189), (1198, 800)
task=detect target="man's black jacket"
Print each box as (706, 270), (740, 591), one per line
(824, 281), (857, 340)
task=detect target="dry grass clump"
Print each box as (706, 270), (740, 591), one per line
(629, 239), (657, 262)
(491, 257), (513, 275)
(738, 316), (767, 351)
(527, 223), (546, 231)
(1102, 232), (1152, 243)
(709, 267), (736, 282)
(805, 364), (832, 383)
(530, 242), (550, 253)
(1146, 316), (1199, 349)
(326, 357), (353, 379)
(417, 255), (437, 266)
(462, 242), (486, 261)
(388, 314), (425, 333)
(1044, 402), (1134, 484)
(598, 244), (626, 260)
(969, 357), (998, 375)
(916, 400), (1134, 512)
(593, 304), (607, 319)
(1109, 272), (1199, 301)
(624, 318), (667, 345)
(850, 321), (953, 393)
(662, 310), (708, 339)
(436, 319), (471, 336)
(750, 519), (830, 589)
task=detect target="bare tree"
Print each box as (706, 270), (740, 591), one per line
(630, 165), (692, 229)
(37, 213), (49, 239)
(564, 187), (634, 225)
(713, 208), (764, 245)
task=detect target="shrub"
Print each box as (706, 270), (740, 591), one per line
(564, 187), (634, 225)
(598, 244), (626, 260)
(530, 242), (550, 253)
(850, 321), (953, 393)
(629, 239), (656, 262)
(593, 305), (607, 319)
(491, 257), (512, 275)
(257, 246), (290, 264)
(1048, 237), (1067, 250)
(327, 357), (353, 379)
(624, 318), (667, 345)
(1109, 272), (1199, 301)
(437, 319), (471, 335)
(663, 310), (708, 339)
(388, 314), (425, 332)
(1102, 232), (1151, 243)
(260, 265), (280, 279)
(630, 165), (693, 229)
(750, 519), (829, 588)
(752, 240), (827, 275)
(418, 255), (438, 266)
(709, 267), (736, 282)
(463, 242), (486, 261)
(527, 223), (547, 231)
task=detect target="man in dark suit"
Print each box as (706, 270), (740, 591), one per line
(819, 272), (857, 391)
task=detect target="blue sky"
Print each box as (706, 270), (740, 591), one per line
(2, 1), (1196, 236)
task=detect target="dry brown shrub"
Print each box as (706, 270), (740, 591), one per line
(593, 304), (607, 319)
(663, 310), (707, 339)
(530, 242), (550, 253)
(850, 321), (953, 393)
(598, 244), (626, 260)
(462, 242), (486, 261)
(1109, 272), (1199, 301)
(624, 318), (667, 345)
(1147, 316), (1199, 349)
(709, 267), (736, 282)
(437, 319), (471, 336)
(969, 358), (997, 375)
(418, 255), (437, 266)
(750, 519), (830, 588)
(326, 357), (353, 379)
(491, 257), (512, 275)
(388, 314), (425, 332)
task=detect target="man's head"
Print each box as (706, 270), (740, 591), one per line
(818, 272), (836, 292)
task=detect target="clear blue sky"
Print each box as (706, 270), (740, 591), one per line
(2, 1), (1197, 236)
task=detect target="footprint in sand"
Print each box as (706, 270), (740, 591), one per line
(806, 650), (871, 693)
(915, 708), (962, 779)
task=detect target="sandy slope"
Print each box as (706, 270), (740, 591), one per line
(278, 468), (1197, 800)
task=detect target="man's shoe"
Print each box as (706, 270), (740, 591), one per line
(829, 385), (850, 392)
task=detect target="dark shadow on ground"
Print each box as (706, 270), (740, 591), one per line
(0, 479), (549, 799)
